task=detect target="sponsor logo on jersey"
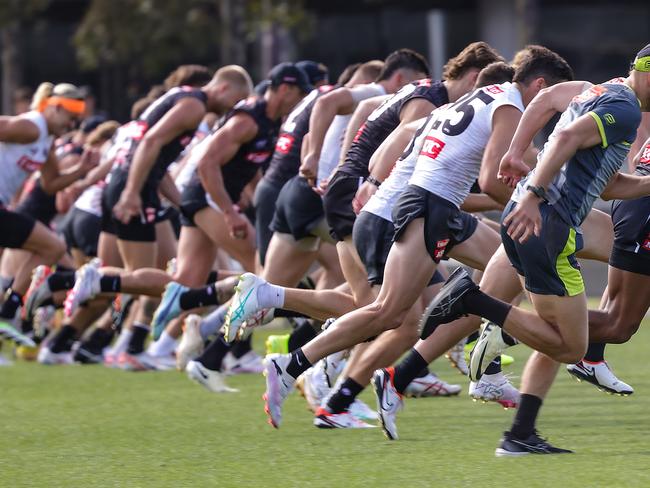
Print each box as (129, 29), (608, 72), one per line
(275, 134), (295, 154)
(420, 136), (445, 160)
(639, 144), (650, 164)
(353, 123), (367, 143)
(16, 155), (44, 172)
(485, 85), (504, 95)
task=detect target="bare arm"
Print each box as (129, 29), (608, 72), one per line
(158, 172), (181, 207)
(0, 116), (39, 144)
(460, 193), (504, 212)
(40, 146), (99, 195)
(600, 172), (650, 200)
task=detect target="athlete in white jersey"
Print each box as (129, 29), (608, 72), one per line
(0, 82), (96, 347)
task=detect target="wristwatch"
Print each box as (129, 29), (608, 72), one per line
(366, 175), (382, 187)
(526, 184), (548, 201)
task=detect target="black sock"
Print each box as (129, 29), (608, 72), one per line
(179, 284), (219, 310)
(286, 348), (312, 379)
(206, 270), (219, 284)
(484, 355), (502, 375)
(326, 377), (364, 413)
(99, 275), (121, 293)
(273, 308), (309, 319)
(21, 318), (33, 334)
(510, 393), (542, 439)
(584, 342), (605, 362)
(50, 325), (77, 353)
(463, 290), (512, 327)
(197, 334), (231, 371)
(47, 271), (77, 292)
(416, 366), (430, 378)
(82, 328), (115, 354)
(393, 349), (428, 394)
(126, 323), (149, 355)
(230, 334), (252, 359)
(287, 321), (318, 351)
(0, 290), (22, 320)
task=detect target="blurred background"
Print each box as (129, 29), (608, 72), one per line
(1, 0), (649, 121)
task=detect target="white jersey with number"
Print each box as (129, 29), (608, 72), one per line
(408, 82), (524, 208)
(316, 83), (386, 183)
(0, 111), (53, 204)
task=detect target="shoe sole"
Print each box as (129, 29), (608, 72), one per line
(495, 448), (530, 457)
(567, 368), (633, 396)
(263, 358), (282, 428)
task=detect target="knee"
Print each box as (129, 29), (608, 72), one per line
(556, 343), (587, 364)
(366, 301), (408, 332)
(41, 238), (66, 264)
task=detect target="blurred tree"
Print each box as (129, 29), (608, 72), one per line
(0, 0), (50, 114)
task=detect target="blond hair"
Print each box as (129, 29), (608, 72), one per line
(214, 65), (254, 97)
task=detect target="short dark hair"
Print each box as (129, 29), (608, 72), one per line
(443, 42), (504, 81)
(377, 49), (430, 81)
(513, 45), (574, 86)
(164, 64), (212, 89)
(476, 62), (515, 87)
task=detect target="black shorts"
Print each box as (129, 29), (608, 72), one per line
(392, 185), (478, 263)
(270, 175), (324, 240)
(501, 200), (584, 296)
(60, 207), (102, 257)
(353, 211), (444, 286)
(254, 178), (283, 266)
(103, 168), (160, 242)
(609, 197), (650, 275)
(15, 181), (57, 226)
(0, 206), (36, 248)
(179, 179), (209, 228)
(323, 172), (362, 241)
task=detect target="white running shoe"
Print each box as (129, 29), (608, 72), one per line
(567, 360), (634, 396)
(37, 346), (74, 365)
(323, 350), (347, 387)
(118, 351), (156, 371)
(263, 353), (295, 428)
(64, 261), (101, 318)
(224, 273), (266, 343)
(33, 305), (56, 339)
(313, 408), (376, 429)
(186, 359), (238, 393)
(469, 372), (520, 409)
(445, 340), (469, 376)
(300, 362), (332, 412)
(372, 368), (403, 440)
(403, 372), (462, 397)
(176, 314), (204, 371)
(23, 265), (54, 321)
(222, 350), (264, 375)
(469, 320), (515, 381)
(349, 398), (379, 421)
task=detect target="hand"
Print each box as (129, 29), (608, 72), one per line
(113, 191), (142, 224)
(79, 148), (100, 173)
(352, 180), (378, 214)
(225, 206), (248, 239)
(313, 177), (329, 196)
(498, 151), (531, 188)
(502, 192), (542, 243)
(299, 152), (319, 186)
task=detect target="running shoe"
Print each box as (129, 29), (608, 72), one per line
(0, 321), (36, 347)
(469, 320), (516, 382)
(176, 314), (204, 371)
(299, 364), (331, 412)
(23, 265), (54, 321)
(495, 430), (573, 457)
(469, 372), (520, 409)
(403, 372), (462, 397)
(111, 294), (134, 332)
(313, 407), (376, 429)
(567, 360), (634, 396)
(224, 273), (266, 343)
(265, 334), (289, 355)
(151, 281), (188, 340)
(420, 267), (479, 339)
(372, 367), (403, 440)
(186, 359), (238, 393)
(446, 340), (469, 376)
(222, 350), (265, 374)
(33, 305), (56, 340)
(464, 340), (515, 367)
(348, 399), (379, 421)
(73, 344), (105, 365)
(63, 261), (101, 318)
(263, 353), (295, 428)
(37, 345), (74, 365)
(238, 308), (274, 340)
(323, 350), (347, 387)
(103, 350), (120, 369)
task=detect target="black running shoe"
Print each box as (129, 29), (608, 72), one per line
(420, 267), (478, 340)
(495, 430), (573, 457)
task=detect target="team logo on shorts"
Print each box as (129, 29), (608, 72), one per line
(604, 113), (616, 125)
(433, 238), (449, 260)
(420, 136), (445, 160)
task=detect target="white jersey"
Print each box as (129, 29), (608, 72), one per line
(316, 83), (386, 183)
(0, 111), (53, 204)
(363, 111), (444, 221)
(409, 82), (524, 207)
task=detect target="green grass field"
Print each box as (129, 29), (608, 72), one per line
(2, 323), (650, 488)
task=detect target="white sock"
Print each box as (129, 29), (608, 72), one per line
(257, 282), (285, 309)
(200, 304), (228, 339)
(147, 331), (178, 357)
(110, 329), (133, 355)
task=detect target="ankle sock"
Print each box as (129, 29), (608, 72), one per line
(463, 290), (512, 327)
(197, 334), (230, 371)
(393, 349), (428, 394)
(326, 377), (364, 413)
(99, 275), (121, 293)
(126, 323), (149, 355)
(583, 342), (605, 362)
(179, 284), (220, 310)
(510, 393), (542, 439)
(230, 334), (252, 359)
(286, 348), (311, 379)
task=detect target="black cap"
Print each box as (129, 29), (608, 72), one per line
(268, 62), (313, 93)
(80, 114), (107, 134)
(254, 79), (271, 96)
(296, 60), (329, 86)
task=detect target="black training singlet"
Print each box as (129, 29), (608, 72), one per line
(339, 79), (449, 178)
(264, 85), (334, 186)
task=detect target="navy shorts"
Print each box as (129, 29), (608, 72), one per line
(501, 200), (584, 296)
(270, 175), (324, 240)
(392, 185), (478, 263)
(609, 197), (650, 276)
